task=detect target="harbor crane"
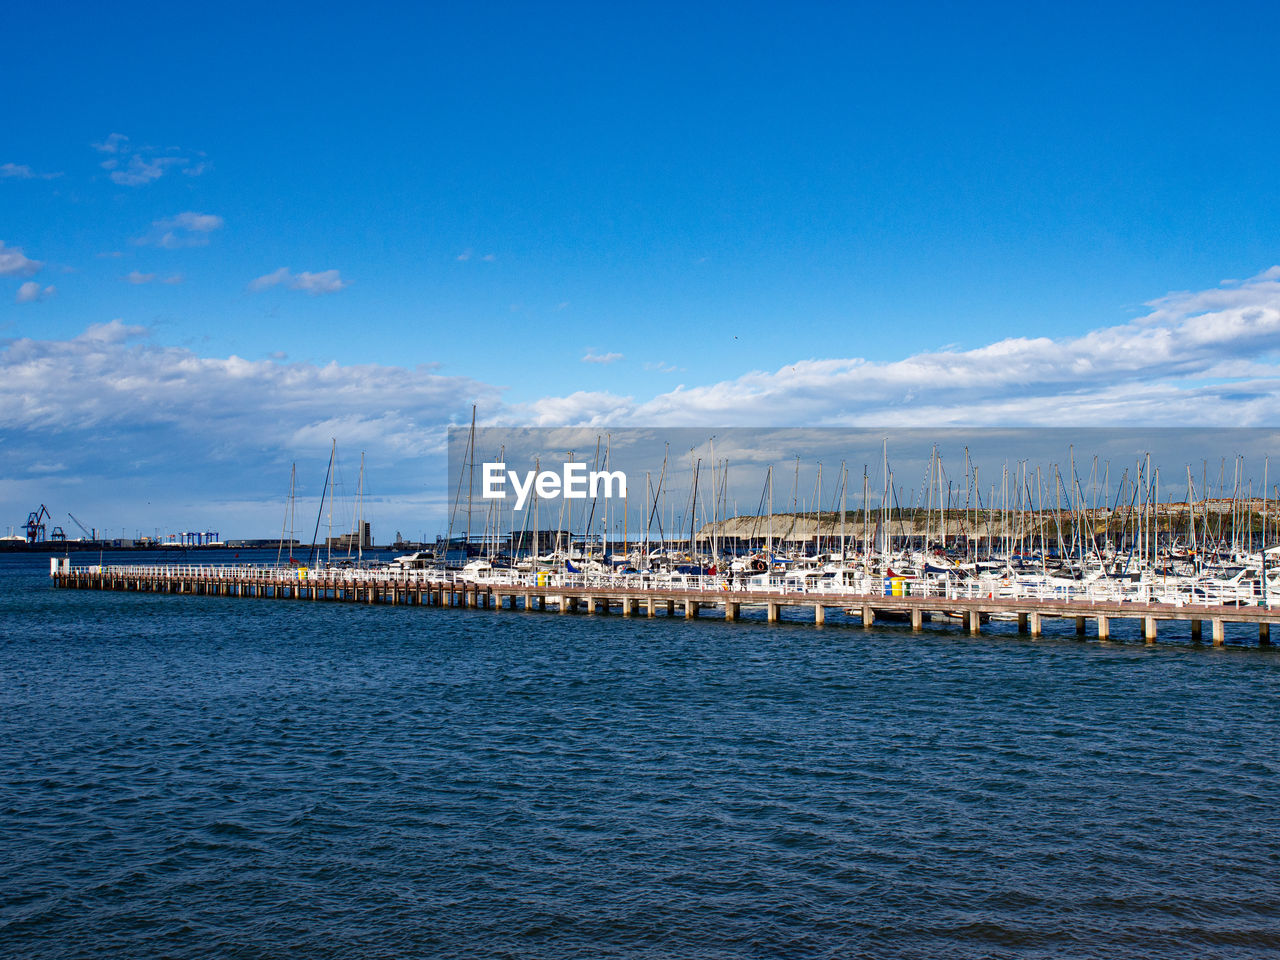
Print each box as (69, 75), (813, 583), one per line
(25, 505), (50, 543)
(68, 513), (96, 541)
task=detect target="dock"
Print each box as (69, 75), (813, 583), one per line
(50, 561), (1279, 647)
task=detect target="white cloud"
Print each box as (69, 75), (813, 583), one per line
(0, 241), (42, 277)
(1, 163), (61, 180)
(15, 282), (54, 303)
(123, 270), (181, 285)
(582, 349), (623, 364)
(0, 320), (507, 537)
(248, 267), (290, 290)
(249, 267), (347, 295)
(92, 134), (209, 186)
(138, 211), (224, 248)
(92, 133), (128, 154)
(292, 270), (346, 295)
(167, 212), (223, 233)
(114, 156), (191, 185)
(0, 319), (497, 470)
(516, 267), (1280, 428)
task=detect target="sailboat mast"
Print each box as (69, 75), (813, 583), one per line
(308, 438), (334, 567)
(816, 461), (822, 558)
(278, 461), (296, 566)
(1264, 456), (1270, 608)
(767, 465), (774, 559)
(688, 456), (701, 558)
(862, 466), (869, 567)
(326, 442), (335, 565)
(709, 438), (716, 565)
(840, 460), (847, 561)
(465, 406), (476, 559)
(357, 451), (364, 562)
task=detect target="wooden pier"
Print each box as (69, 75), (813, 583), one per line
(50, 563), (1280, 647)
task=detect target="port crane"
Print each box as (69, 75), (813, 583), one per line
(67, 513), (97, 541)
(25, 505), (50, 543)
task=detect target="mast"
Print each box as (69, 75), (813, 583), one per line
(555, 450), (576, 560)
(308, 438), (335, 567)
(356, 450), (364, 562)
(862, 466), (869, 568)
(815, 461), (822, 558)
(605, 434), (612, 558)
(881, 438), (889, 557)
(1264, 456), (1271, 608)
(278, 461), (296, 566)
(1187, 463), (1196, 554)
(465, 406), (476, 556)
(964, 446), (972, 560)
(644, 471), (651, 554)
(710, 438), (716, 565)
(839, 460), (847, 562)
(488, 443), (503, 561)
(646, 447), (669, 556)
(926, 445), (935, 555)
(721, 458), (732, 563)
(688, 456), (701, 557)
(326, 444), (334, 565)
(1068, 444), (1076, 562)
(767, 465), (774, 559)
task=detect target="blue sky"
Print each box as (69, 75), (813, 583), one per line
(4, 1), (1280, 539)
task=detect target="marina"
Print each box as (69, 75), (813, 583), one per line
(15, 9), (1280, 957)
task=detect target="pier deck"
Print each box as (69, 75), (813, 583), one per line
(51, 563), (1279, 647)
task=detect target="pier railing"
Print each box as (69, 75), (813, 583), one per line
(63, 562), (1271, 610)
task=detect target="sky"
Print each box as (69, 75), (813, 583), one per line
(4, 1), (1280, 541)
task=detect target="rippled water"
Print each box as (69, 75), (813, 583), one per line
(3, 551), (1280, 958)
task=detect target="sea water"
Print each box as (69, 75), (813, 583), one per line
(2, 551), (1279, 958)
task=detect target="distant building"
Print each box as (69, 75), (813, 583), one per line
(325, 523), (372, 551)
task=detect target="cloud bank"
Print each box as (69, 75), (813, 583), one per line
(0, 320), (495, 458)
(516, 267), (1280, 428)
(3, 269), (1279, 535)
(0, 320), (499, 533)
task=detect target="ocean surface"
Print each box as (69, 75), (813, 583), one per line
(3, 550), (1280, 958)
